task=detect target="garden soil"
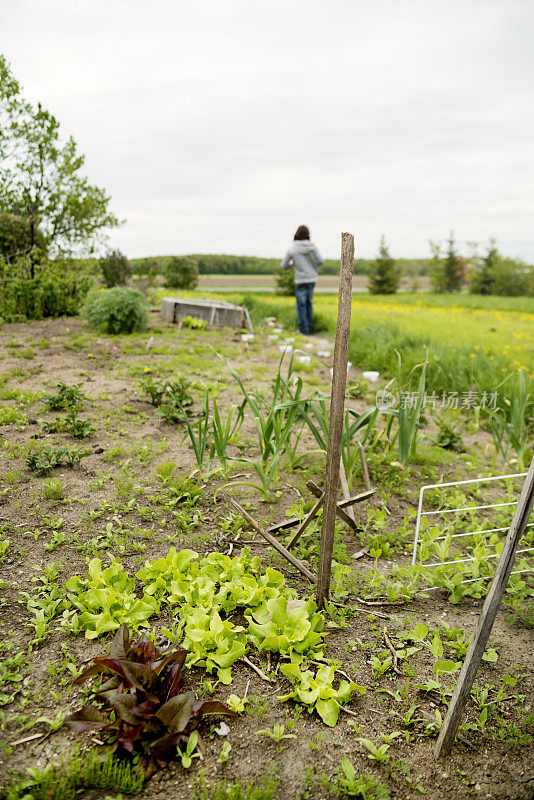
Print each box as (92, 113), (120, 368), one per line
(0, 316), (532, 800)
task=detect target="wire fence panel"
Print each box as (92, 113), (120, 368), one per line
(412, 472), (534, 587)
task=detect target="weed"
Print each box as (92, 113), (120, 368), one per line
(44, 382), (86, 412)
(432, 413), (465, 451)
(331, 758), (391, 799)
(26, 443), (90, 475)
(42, 478), (66, 501)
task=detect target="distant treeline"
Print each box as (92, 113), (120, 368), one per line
(130, 254), (429, 277)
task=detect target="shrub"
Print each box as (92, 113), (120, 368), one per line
(99, 248), (132, 287)
(0, 256), (93, 322)
(165, 256), (199, 289)
(82, 287), (150, 334)
(468, 240), (534, 297)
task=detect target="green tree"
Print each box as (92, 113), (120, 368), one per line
(275, 266), (295, 296)
(100, 249), (131, 287)
(0, 211), (46, 259)
(0, 55), (119, 271)
(368, 236), (399, 294)
(165, 256), (199, 289)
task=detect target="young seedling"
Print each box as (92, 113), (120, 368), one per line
(255, 723), (296, 743)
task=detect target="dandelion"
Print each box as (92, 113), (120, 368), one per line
(470, 354), (476, 358)
(144, 367), (151, 373)
(87, 353), (94, 359)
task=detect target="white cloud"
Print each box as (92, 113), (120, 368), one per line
(2, 0), (533, 259)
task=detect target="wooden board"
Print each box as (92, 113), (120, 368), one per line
(435, 454), (534, 756)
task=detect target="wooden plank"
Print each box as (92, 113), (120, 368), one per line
(267, 517), (300, 533)
(358, 442), (372, 491)
(286, 494), (325, 550)
(316, 232), (354, 609)
(435, 453), (534, 757)
(308, 480), (357, 530)
(221, 493), (317, 584)
(338, 488), (376, 508)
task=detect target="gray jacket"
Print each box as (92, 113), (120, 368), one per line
(280, 240), (324, 284)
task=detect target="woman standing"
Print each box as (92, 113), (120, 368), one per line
(280, 225), (324, 335)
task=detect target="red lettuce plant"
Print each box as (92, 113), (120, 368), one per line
(66, 624), (235, 778)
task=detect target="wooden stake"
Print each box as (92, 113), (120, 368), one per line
(221, 493), (317, 583)
(358, 442), (372, 491)
(316, 232), (354, 609)
(286, 494), (325, 550)
(435, 454), (534, 757)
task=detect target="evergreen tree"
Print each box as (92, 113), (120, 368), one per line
(443, 232), (465, 293)
(469, 238), (499, 294)
(428, 240), (445, 292)
(368, 236), (399, 294)
(274, 266), (295, 296)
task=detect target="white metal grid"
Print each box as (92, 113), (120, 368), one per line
(412, 472), (534, 582)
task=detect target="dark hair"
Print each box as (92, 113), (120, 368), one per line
(294, 225), (310, 241)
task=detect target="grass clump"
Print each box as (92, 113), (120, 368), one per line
(82, 287), (150, 334)
(193, 772), (279, 800)
(4, 749), (144, 800)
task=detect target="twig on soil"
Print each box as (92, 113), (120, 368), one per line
(328, 598), (391, 620)
(11, 732), (46, 747)
(356, 596), (406, 607)
(337, 704), (360, 718)
(382, 626), (404, 676)
(240, 655), (272, 682)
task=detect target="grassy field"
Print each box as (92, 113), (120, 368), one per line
(197, 274), (432, 292)
(157, 289), (534, 398)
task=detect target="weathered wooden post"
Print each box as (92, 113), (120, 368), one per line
(435, 453), (534, 756)
(316, 232), (354, 609)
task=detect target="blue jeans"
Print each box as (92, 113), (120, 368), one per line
(295, 282), (315, 335)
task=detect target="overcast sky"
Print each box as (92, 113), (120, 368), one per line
(2, 0), (533, 260)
